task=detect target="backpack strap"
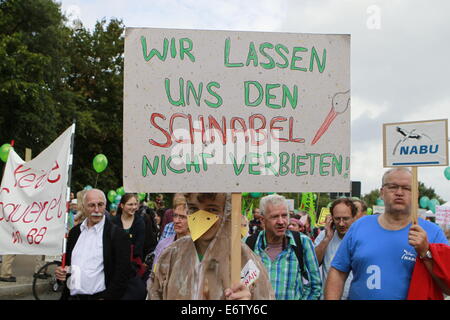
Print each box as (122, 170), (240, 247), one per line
(291, 231), (306, 279)
(245, 231), (260, 250)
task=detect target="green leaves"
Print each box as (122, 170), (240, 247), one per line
(0, 0), (125, 194)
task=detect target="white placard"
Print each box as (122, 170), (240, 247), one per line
(124, 28), (350, 192)
(372, 205), (385, 214)
(383, 119), (448, 167)
(436, 205), (450, 226)
(0, 125), (73, 254)
(240, 259), (260, 287)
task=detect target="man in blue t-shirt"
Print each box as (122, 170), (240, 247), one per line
(325, 167), (450, 300)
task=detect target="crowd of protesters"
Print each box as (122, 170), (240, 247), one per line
(8, 167), (448, 300)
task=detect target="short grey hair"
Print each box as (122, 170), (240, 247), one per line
(381, 167), (412, 186)
(82, 188), (106, 205)
(259, 194), (288, 216)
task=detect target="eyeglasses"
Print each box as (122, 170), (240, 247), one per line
(332, 217), (352, 223)
(383, 183), (412, 193)
(86, 202), (106, 209)
(173, 213), (187, 220)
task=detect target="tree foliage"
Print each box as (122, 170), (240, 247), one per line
(0, 0), (125, 194)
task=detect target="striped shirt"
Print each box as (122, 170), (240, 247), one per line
(253, 230), (322, 300)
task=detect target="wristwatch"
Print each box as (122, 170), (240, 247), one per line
(420, 250), (432, 260)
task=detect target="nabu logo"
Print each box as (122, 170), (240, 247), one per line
(392, 126), (437, 156)
(401, 250), (416, 262)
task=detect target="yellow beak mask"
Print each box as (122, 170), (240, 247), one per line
(187, 210), (220, 241)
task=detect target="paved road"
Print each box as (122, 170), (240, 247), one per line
(0, 254), (60, 300)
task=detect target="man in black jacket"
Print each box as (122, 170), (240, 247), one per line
(55, 189), (132, 300)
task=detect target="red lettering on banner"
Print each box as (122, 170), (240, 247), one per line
(13, 161), (62, 190)
(230, 117), (249, 143)
(6, 203), (25, 222)
(170, 113), (192, 144)
(149, 113), (172, 148)
(249, 114), (267, 146)
(22, 202), (45, 224)
(33, 201), (48, 223)
(0, 195), (63, 224)
(47, 162), (61, 183)
(147, 112), (306, 148)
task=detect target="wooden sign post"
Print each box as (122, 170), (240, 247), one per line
(231, 193), (242, 285)
(411, 167), (419, 224)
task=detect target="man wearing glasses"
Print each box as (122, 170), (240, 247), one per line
(150, 197), (190, 271)
(325, 168), (449, 300)
(314, 198), (357, 299)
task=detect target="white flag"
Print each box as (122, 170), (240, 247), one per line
(0, 125), (74, 254)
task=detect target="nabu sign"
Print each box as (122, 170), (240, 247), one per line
(383, 119), (448, 167)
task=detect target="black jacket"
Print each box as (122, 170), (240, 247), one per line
(111, 213), (146, 259)
(61, 217), (132, 300)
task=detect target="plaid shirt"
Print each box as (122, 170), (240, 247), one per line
(160, 222), (175, 240)
(253, 230), (322, 300)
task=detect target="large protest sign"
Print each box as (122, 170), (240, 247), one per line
(0, 125), (74, 255)
(124, 28), (350, 192)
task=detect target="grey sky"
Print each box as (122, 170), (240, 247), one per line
(58, 0), (450, 201)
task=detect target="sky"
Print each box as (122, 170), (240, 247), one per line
(57, 0), (450, 202)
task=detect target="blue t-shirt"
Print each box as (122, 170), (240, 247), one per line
(331, 215), (448, 300)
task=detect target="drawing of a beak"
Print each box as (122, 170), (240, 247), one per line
(311, 90), (350, 145)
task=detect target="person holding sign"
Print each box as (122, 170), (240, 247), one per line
(55, 189), (132, 300)
(314, 198), (357, 299)
(246, 194), (322, 300)
(149, 193), (274, 300)
(325, 168), (450, 300)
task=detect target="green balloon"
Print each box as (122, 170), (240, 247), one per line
(138, 192), (146, 201)
(93, 154), (108, 173)
(367, 208), (373, 215)
(250, 192), (262, 198)
(419, 196), (430, 209)
(0, 143), (12, 162)
(241, 192), (249, 197)
(116, 186), (125, 196)
(428, 198), (440, 213)
(444, 166), (450, 180)
(107, 190), (117, 203)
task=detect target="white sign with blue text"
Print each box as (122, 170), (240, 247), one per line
(383, 119), (448, 167)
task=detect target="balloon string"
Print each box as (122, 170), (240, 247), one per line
(94, 173), (99, 188)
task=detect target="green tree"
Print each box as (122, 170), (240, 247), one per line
(0, 0), (75, 159)
(0, 0), (127, 195)
(66, 18), (125, 193)
(363, 189), (381, 208)
(418, 182), (444, 204)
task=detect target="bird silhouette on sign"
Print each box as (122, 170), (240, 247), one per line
(392, 126), (432, 155)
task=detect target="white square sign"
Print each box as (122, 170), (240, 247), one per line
(383, 119), (448, 167)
